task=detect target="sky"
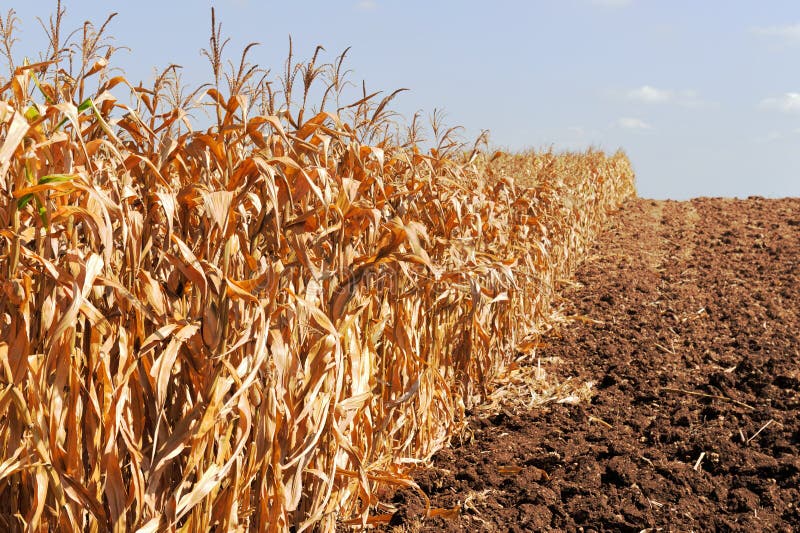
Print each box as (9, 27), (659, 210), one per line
(4, 0), (800, 199)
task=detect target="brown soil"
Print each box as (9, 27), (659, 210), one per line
(382, 197), (800, 532)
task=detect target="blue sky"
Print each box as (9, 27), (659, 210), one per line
(5, 1), (800, 199)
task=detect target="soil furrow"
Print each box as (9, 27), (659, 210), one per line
(383, 197), (800, 532)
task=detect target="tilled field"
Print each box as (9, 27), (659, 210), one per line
(384, 197), (800, 532)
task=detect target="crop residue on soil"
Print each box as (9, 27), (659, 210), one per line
(384, 197), (800, 532)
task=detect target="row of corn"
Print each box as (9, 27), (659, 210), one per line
(0, 10), (634, 532)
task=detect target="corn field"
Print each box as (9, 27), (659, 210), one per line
(0, 6), (635, 532)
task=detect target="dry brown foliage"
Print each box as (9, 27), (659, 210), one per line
(0, 7), (635, 531)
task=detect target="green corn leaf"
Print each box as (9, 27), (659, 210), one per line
(17, 193), (34, 209)
(77, 98), (93, 113)
(24, 105), (41, 121)
(37, 174), (76, 185)
(16, 175), (75, 209)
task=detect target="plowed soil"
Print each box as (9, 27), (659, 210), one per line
(383, 197), (800, 532)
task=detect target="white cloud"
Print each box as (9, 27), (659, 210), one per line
(356, 0), (377, 10)
(751, 24), (800, 44)
(590, 0), (633, 7)
(616, 117), (652, 130)
(759, 92), (800, 113)
(628, 85), (672, 103)
(625, 85), (711, 108)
